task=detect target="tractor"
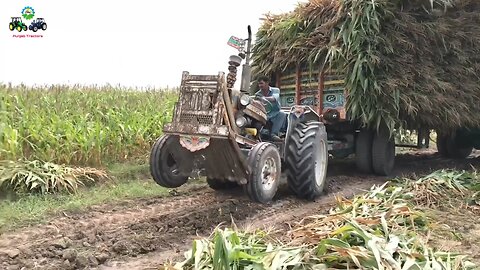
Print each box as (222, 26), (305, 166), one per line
(149, 26), (329, 203)
(9, 17), (27, 32)
(29, 18), (47, 32)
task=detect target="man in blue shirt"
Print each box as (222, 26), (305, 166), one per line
(255, 75), (286, 141)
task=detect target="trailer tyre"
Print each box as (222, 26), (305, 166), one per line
(244, 142), (281, 203)
(436, 132), (449, 157)
(150, 135), (191, 188)
(355, 129), (373, 173)
(285, 121), (328, 201)
(437, 131), (472, 159)
(372, 129), (395, 176)
(445, 133), (473, 159)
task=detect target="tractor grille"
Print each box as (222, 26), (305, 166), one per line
(181, 90), (216, 111)
(179, 113), (214, 125)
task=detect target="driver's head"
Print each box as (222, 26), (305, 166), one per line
(257, 75), (270, 91)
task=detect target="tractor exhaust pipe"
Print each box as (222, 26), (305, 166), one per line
(240, 25), (252, 94)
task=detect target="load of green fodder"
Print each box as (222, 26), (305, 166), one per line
(251, 0), (480, 133)
(165, 169), (479, 269)
(0, 84), (178, 166)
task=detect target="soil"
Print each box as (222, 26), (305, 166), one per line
(0, 150), (479, 270)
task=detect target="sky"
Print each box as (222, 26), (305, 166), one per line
(0, 1), (305, 89)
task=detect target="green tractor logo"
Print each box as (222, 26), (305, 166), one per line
(9, 17), (28, 32)
(21, 6), (35, 20)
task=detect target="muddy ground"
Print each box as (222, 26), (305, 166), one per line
(0, 150), (479, 270)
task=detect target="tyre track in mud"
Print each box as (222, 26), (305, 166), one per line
(1, 151), (479, 270)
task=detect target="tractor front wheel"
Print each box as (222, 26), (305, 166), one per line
(149, 135), (191, 188)
(285, 121), (328, 201)
(23, 25), (27, 31)
(244, 142), (281, 203)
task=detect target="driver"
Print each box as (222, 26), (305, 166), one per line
(255, 75), (286, 141)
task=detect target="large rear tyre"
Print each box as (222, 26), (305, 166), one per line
(244, 142), (281, 203)
(206, 178), (238, 190)
(355, 129), (373, 173)
(372, 128), (395, 176)
(149, 135), (191, 188)
(285, 121), (328, 201)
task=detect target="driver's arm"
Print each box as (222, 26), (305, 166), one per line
(263, 96), (276, 102)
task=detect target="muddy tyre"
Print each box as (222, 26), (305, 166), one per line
(372, 129), (395, 176)
(244, 142), (281, 203)
(355, 129), (373, 173)
(436, 132), (449, 157)
(149, 135), (190, 188)
(206, 178), (237, 190)
(285, 121), (328, 201)
(445, 133), (473, 159)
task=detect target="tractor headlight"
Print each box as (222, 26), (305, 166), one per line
(239, 94), (251, 106)
(235, 116), (251, 128)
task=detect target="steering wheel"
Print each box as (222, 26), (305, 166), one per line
(254, 95), (273, 114)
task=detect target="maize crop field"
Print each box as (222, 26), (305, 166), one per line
(0, 84), (178, 167)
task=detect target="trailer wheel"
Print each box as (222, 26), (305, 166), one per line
(285, 121), (328, 201)
(445, 133), (473, 159)
(355, 129), (373, 173)
(206, 178), (237, 190)
(149, 135), (191, 188)
(244, 142), (281, 203)
(436, 132), (449, 157)
(372, 128), (395, 176)
(437, 131), (473, 159)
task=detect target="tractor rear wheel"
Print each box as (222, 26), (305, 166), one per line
(206, 178), (237, 190)
(42, 23), (47, 30)
(372, 128), (395, 176)
(149, 135), (191, 188)
(355, 129), (374, 173)
(9, 23), (14, 31)
(244, 142), (281, 203)
(285, 121), (328, 201)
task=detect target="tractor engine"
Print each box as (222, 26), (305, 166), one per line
(226, 54), (267, 138)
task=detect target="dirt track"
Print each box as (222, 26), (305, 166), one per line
(0, 150), (479, 270)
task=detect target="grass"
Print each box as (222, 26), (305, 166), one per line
(0, 162), (169, 232)
(0, 83), (178, 166)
